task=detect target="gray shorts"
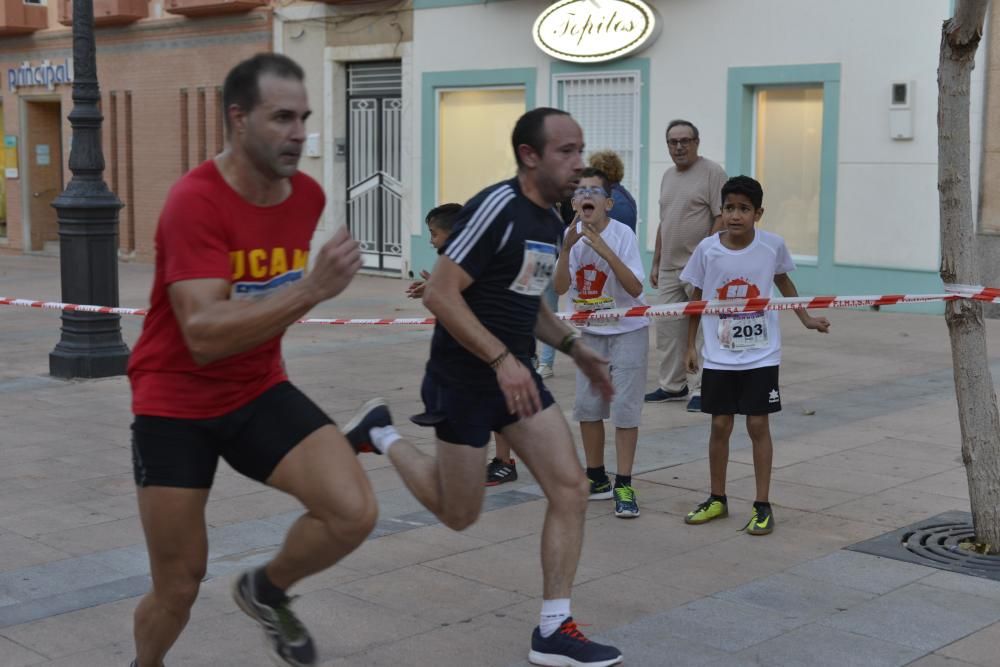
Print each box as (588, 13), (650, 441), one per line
(573, 327), (648, 428)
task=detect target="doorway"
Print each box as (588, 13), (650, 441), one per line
(346, 61), (402, 273)
(23, 99), (63, 252)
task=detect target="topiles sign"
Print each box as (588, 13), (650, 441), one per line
(532, 0), (660, 64)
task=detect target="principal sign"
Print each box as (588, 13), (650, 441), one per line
(533, 0), (659, 64)
(8, 59), (74, 92)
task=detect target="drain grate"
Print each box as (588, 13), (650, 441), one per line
(848, 511), (1000, 582)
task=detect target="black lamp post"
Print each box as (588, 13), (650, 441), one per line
(49, 0), (130, 378)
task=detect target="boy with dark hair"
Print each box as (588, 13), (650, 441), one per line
(681, 175), (830, 535)
(553, 167), (648, 518)
(406, 203), (463, 300)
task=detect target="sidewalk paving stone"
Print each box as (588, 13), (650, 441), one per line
(787, 550), (938, 594)
(936, 620), (1000, 665)
(639, 597), (808, 652)
(705, 623), (925, 667)
(819, 582), (1000, 651)
(714, 572), (877, 623)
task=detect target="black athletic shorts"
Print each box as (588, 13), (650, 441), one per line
(131, 381), (334, 488)
(701, 365), (781, 416)
(418, 366), (556, 448)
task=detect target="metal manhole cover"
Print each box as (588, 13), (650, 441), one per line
(848, 510), (1000, 582)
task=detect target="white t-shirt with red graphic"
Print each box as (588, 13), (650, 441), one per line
(680, 230), (796, 370)
(566, 218), (648, 336)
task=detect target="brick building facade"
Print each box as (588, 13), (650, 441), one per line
(0, 3), (272, 260)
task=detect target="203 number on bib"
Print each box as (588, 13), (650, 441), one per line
(718, 313), (769, 351)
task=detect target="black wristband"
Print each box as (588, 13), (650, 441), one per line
(489, 349), (510, 370)
(558, 331), (580, 355)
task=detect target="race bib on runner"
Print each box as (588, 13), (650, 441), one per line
(509, 241), (557, 296)
(718, 313), (769, 350)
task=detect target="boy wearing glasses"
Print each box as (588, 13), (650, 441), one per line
(681, 176), (830, 535)
(554, 167), (649, 518)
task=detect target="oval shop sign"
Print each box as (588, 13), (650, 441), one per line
(532, 0), (660, 64)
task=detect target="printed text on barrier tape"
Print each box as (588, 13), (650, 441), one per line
(4, 284), (1000, 325)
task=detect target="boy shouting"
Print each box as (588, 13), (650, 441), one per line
(554, 167), (649, 518)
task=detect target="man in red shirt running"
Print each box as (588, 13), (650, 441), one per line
(126, 54), (383, 667)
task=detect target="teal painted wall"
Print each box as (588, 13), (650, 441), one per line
(725, 63), (941, 313)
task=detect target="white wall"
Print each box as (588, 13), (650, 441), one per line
(414, 0), (975, 274)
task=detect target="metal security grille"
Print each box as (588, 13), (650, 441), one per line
(347, 61), (402, 272)
(348, 61), (402, 96)
(554, 72), (641, 219)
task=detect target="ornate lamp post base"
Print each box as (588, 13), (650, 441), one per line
(48, 0), (130, 379)
(50, 315), (129, 378)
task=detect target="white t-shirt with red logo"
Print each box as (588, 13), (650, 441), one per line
(566, 218), (648, 336)
(680, 230), (795, 370)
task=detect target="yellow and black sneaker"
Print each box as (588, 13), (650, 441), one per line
(744, 502), (774, 536)
(588, 476), (613, 501)
(684, 496), (728, 525)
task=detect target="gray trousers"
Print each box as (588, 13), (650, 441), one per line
(655, 269), (703, 394)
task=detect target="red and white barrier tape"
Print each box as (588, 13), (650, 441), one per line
(0, 297), (148, 316)
(1, 284), (998, 326)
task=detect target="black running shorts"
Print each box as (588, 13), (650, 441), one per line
(131, 381), (334, 488)
(700, 365), (782, 416)
(418, 367), (556, 447)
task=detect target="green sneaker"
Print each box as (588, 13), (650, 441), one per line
(684, 496), (728, 525)
(744, 503), (774, 535)
(613, 485), (640, 518)
(588, 476), (613, 500)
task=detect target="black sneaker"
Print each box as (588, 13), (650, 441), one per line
(486, 458), (518, 486)
(588, 476), (613, 500)
(529, 617), (623, 666)
(232, 571), (316, 667)
(344, 398), (392, 454)
(644, 386), (689, 403)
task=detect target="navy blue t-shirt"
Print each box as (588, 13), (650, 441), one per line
(427, 178), (564, 388)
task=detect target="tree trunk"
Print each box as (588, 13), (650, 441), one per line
(939, 0), (1000, 549)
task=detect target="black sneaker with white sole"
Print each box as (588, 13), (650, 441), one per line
(232, 570), (316, 667)
(344, 398), (392, 454)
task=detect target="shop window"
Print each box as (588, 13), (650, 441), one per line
(437, 88), (525, 205)
(753, 86), (823, 260)
(554, 72), (641, 210)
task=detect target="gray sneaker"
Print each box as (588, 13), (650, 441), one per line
(232, 570), (316, 666)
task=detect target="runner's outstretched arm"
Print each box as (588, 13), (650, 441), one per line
(773, 273), (830, 333)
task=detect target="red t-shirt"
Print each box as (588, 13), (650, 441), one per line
(127, 160), (325, 418)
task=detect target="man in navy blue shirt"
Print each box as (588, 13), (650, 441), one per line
(351, 108), (623, 667)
